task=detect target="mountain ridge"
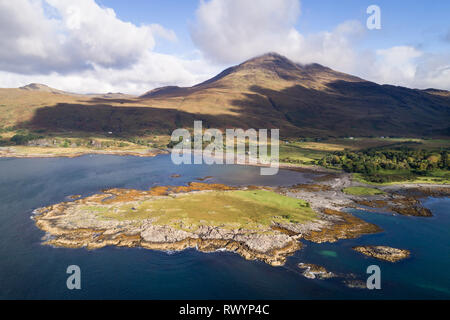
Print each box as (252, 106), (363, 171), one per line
(20, 83), (70, 95)
(140, 53), (366, 99)
(135, 53), (449, 137)
(16, 83), (135, 99)
(1, 53), (449, 138)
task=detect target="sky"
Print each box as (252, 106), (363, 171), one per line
(0, 0), (449, 94)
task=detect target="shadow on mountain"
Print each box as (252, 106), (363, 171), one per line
(20, 103), (257, 137)
(19, 80), (450, 138)
(81, 97), (140, 105)
(230, 81), (450, 137)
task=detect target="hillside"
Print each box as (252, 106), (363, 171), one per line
(138, 53), (450, 137)
(19, 83), (72, 95)
(1, 53), (449, 138)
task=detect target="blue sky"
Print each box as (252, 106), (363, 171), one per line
(97, 0), (450, 54)
(96, 0), (198, 53)
(0, 0), (449, 93)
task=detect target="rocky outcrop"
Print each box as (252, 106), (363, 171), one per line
(297, 263), (335, 279)
(34, 211), (303, 266)
(355, 197), (433, 217)
(353, 245), (410, 262)
(286, 174), (447, 219)
(302, 209), (382, 243)
(343, 280), (367, 289)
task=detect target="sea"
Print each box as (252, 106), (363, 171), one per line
(0, 154), (448, 299)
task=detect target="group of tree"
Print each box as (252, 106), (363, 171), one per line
(318, 147), (449, 182)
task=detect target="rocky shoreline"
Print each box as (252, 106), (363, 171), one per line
(29, 161), (449, 268)
(32, 182), (383, 266)
(284, 173), (449, 218)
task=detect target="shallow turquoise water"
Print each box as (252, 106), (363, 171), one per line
(0, 155), (448, 299)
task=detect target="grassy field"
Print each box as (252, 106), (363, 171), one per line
(278, 138), (450, 165)
(279, 142), (327, 164)
(281, 138), (449, 184)
(342, 187), (385, 196)
(0, 129), (171, 155)
(353, 172), (450, 185)
(88, 190), (317, 231)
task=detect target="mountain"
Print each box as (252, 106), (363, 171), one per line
(2, 53), (449, 138)
(137, 53), (450, 137)
(141, 53), (364, 99)
(19, 83), (70, 95)
(84, 92), (136, 99)
(19, 83), (134, 99)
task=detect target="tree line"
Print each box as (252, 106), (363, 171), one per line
(318, 148), (449, 182)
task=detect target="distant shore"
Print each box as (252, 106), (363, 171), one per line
(2, 145), (448, 189)
(0, 145), (168, 159)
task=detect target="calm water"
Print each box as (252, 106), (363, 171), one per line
(0, 155), (448, 299)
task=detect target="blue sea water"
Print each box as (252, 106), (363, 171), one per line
(0, 154), (448, 299)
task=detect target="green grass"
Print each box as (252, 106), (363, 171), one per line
(278, 138), (450, 165)
(342, 187), (385, 196)
(353, 170), (450, 185)
(88, 190), (317, 232)
(279, 143), (327, 164)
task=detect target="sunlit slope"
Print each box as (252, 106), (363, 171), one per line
(1, 53), (449, 138)
(139, 53), (450, 137)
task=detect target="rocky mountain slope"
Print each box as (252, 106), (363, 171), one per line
(1, 53), (449, 138)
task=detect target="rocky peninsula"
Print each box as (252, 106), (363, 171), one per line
(32, 181), (382, 266)
(31, 165), (449, 267)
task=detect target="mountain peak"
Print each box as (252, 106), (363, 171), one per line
(140, 53), (366, 98)
(20, 83), (66, 94)
(239, 52), (298, 70)
(20, 83), (51, 90)
(249, 52), (291, 61)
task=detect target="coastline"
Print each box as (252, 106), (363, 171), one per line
(31, 172), (450, 267)
(0, 146), (169, 159)
(32, 181), (385, 267)
(7, 146), (447, 266)
(2, 154), (448, 299)
(1, 146), (447, 187)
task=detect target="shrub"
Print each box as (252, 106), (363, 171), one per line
(10, 133), (42, 145)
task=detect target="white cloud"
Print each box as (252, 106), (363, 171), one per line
(190, 0), (367, 73)
(47, 0), (156, 69)
(191, 0), (302, 64)
(360, 46), (450, 90)
(190, 0), (450, 90)
(0, 0), (448, 93)
(291, 20), (366, 74)
(0, 52), (220, 95)
(374, 46), (423, 85)
(149, 24), (177, 42)
(414, 53), (450, 89)
(0, 0), (218, 94)
(0, 0), (172, 74)
(0, 0), (71, 73)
